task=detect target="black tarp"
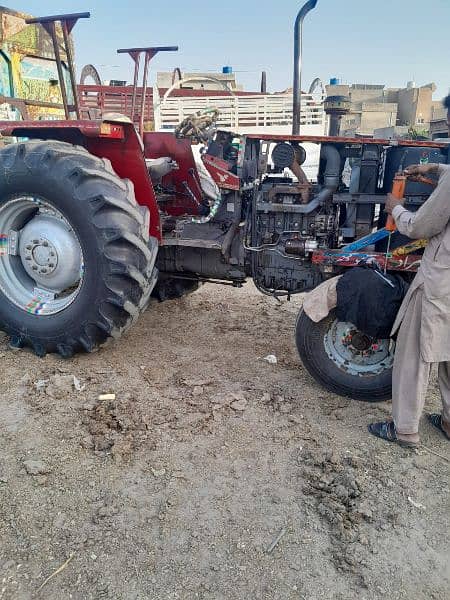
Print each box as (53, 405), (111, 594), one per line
(336, 265), (409, 339)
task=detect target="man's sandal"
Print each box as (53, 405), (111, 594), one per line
(368, 420), (419, 448)
(427, 413), (450, 441)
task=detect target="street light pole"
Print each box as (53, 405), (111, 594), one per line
(292, 0), (318, 135)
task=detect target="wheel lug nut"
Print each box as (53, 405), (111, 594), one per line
(26, 245), (32, 250)
(42, 241), (48, 247)
(31, 266), (37, 270)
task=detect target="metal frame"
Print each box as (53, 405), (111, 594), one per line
(312, 247), (423, 273)
(244, 133), (448, 148)
(25, 12), (90, 119)
(117, 46), (178, 136)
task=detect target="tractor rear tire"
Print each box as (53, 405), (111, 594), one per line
(0, 140), (158, 357)
(295, 309), (393, 402)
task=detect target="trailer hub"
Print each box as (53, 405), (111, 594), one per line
(346, 330), (373, 352)
(324, 319), (393, 376)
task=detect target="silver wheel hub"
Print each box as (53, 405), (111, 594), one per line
(324, 319), (394, 376)
(0, 196), (84, 315)
(19, 214), (81, 291)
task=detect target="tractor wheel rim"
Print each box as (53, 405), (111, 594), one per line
(0, 196), (84, 315)
(324, 319), (394, 376)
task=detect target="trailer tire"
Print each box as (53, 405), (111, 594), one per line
(295, 309), (393, 401)
(0, 140), (158, 357)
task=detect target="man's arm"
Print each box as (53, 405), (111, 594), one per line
(392, 166), (450, 239)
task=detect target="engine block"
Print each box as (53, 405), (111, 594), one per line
(250, 178), (337, 293)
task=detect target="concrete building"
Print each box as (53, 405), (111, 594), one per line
(397, 84), (435, 128)
(325, 81), (436, 136)
(156, 69), (243, 92)
(430, 102), (448, 139)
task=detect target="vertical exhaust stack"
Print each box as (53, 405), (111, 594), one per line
(260, 71), (267, 94)
(292, 0), (318, 135)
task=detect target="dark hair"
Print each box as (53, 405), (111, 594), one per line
(443, 94), (450, 110)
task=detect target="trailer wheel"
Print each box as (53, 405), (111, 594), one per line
(295, 309), (393, 401)
(0, 140), (158, 357)
(151, 276), (200, 301)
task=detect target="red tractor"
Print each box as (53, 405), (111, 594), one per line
(0, 12), (447, 401)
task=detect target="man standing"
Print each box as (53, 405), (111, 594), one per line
(369, 94), (450, 448)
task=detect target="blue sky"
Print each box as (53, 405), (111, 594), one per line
(4, 0), (449, 99)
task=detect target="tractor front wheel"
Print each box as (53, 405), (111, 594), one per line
(0, 140), (157, 357)
(295, 309), (394, 401)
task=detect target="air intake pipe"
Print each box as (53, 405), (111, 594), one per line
(293, 144), (341, 213)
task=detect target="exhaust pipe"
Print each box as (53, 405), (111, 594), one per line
(260, 71), (267, 94)
(294, 144), (341, 213)
(292, 0), (318, 135)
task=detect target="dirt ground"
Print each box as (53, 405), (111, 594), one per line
(0, 282), (449, 600)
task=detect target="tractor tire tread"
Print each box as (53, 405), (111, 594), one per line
(0, 140), (158, 357)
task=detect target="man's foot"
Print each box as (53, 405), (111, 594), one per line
(368, 420), (419, 448)
(427, 413), (450, 440)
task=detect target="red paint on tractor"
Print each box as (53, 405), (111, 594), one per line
(86, 123), (161, 240)
(202, 154), (240, 191)
(143, 132), (203, 217)
(312, 249), (422, 272)
(0, 119), (109, 138)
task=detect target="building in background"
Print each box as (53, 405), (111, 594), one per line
(430, 103), (449, 139)
(325, 80), (436, 137)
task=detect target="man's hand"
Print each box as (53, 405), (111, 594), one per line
(385, 192), (404, 215)
(404, 163), (438, 176)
